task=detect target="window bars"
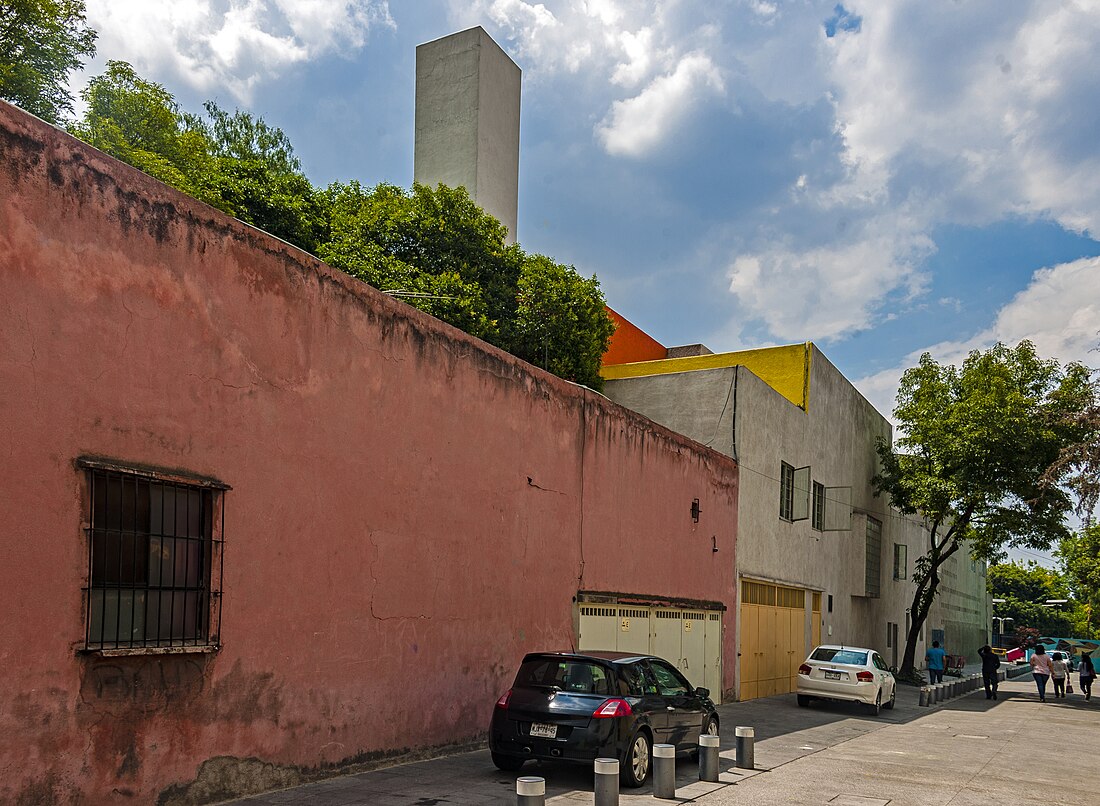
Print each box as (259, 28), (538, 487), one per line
(81, 459), (225, 651)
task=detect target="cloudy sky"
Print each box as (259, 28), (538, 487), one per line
(71, 0), (1100, 429)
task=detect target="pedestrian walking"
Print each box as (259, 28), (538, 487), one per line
(1080, 653), (1096, 701)
(926, 641), (946, 684)
(979, 645), (1000, 700)
(1051, 652), (1068, 698)
(1031, 645), (1053, 702)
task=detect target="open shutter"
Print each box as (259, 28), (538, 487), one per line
(823, 486), (852, 531)
(791, 466), (811, 521)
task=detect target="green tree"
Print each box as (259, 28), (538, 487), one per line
(875, 341), (1095, 677)
(509, 254), (616, 390)
(319, 181), (502, 341)
(199, 101), (327, 253)
(1059, 524), (1100, 638)
(73, 64), (324, 252)
(0, 0), (96, 123)
(987, 561), (1076, 637)
(73, 61), (221, 208)
(318, 180), (616, 387)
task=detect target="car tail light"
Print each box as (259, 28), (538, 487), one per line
(592, 699), (633, 718)
(856, 671), (874, 682)
(798, 664), (812, 675)
(496, 689), (512, 709)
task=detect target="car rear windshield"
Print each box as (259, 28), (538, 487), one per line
(811, 648), (868, 665)
(515, 657), (614, 695)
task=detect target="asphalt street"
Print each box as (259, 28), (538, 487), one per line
(228, 670), (1096, 805)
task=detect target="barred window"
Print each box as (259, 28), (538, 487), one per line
(81, 459), (226, 651)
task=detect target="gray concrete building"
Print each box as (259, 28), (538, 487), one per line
(601, 342), (990, 700)
(414, 27), (521, 243)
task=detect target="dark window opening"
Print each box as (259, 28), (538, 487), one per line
(811, 481), (825, 530)
(84, 464), (224, 650)
(779, 462), (795, 520)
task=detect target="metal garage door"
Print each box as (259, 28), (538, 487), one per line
(577, 603), (723, 704)
(739, 580), (810, 701)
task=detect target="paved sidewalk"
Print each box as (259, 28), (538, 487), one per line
(694, 674), (1097, 805)
(228, 672), (1097, 805)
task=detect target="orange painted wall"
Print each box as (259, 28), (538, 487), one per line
(0, 102), (738, 803)
(602, 306), (668, 365)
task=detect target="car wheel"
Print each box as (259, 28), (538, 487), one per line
(491, 751), (526, 772)
(691, 715), (720, 760)
(797, 694), (811, 707)
(883, 683), (896, 710)
(621, 729), (652, 788)
(866, 689), (882, 716)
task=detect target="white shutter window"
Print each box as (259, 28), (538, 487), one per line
(823, 486), (852, 531)
(791, 466), (811, 521)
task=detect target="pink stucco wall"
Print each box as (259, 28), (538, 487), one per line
(0, 101), (738, 804)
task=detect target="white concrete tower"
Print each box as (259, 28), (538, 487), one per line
(414, 27), (521, 244)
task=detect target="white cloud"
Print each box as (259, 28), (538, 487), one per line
(727, 213), (934, 342)
(854, 255), (1100, 424)
(80, 0), (394, 102)
(826, 1), (1100, 236)
(596, 52), (725, 157)
(447, 0), (726, 154)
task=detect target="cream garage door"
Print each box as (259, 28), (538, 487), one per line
(739, 580), (809, 701)
(577, 604), (723, 704)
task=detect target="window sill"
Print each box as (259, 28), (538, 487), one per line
(80, 644), (220, 658)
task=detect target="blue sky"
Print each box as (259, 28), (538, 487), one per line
(71, 0), (1100, 429)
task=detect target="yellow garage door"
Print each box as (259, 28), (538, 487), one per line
(739, 580), (810, 701)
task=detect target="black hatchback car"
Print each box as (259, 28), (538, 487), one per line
(489, 651), (719, 787)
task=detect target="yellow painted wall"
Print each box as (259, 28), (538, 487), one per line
(601, 343), (814, 410)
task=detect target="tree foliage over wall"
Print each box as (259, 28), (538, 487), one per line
(65, 61), (615, 388)
(0, 0), (96, 123)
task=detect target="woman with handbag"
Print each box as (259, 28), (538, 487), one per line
(1080, 654), (1096, 701)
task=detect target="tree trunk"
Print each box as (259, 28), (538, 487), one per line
(900, 571), (940, 677)
(899, 529), (964, 678)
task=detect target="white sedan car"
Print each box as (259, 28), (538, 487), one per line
(797, 645), (896, 715)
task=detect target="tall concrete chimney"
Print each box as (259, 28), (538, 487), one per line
(414, 27), (521, 244)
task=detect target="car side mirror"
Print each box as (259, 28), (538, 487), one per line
(694, 687), (710, 698)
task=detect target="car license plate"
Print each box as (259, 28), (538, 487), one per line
(530, 723), (557, 738)
(825, 671), (843, 680)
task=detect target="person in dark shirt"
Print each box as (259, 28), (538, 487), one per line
(979, 645), (1000, 700)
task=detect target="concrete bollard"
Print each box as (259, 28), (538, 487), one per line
(735, 726), (755, 770)
(594, 758), (619, 806)
(933, 684), (942, 703)
(653, 744), (676, 799)
(919, 686), (929, 706)
(516, 776), (545, 806)
(699, 734), (720, 782)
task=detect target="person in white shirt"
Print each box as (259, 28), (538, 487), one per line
(1050, 653), (1068, 698)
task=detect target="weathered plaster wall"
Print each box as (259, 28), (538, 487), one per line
(602, 344), (992, 693)
(0, 102), (737, 804)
